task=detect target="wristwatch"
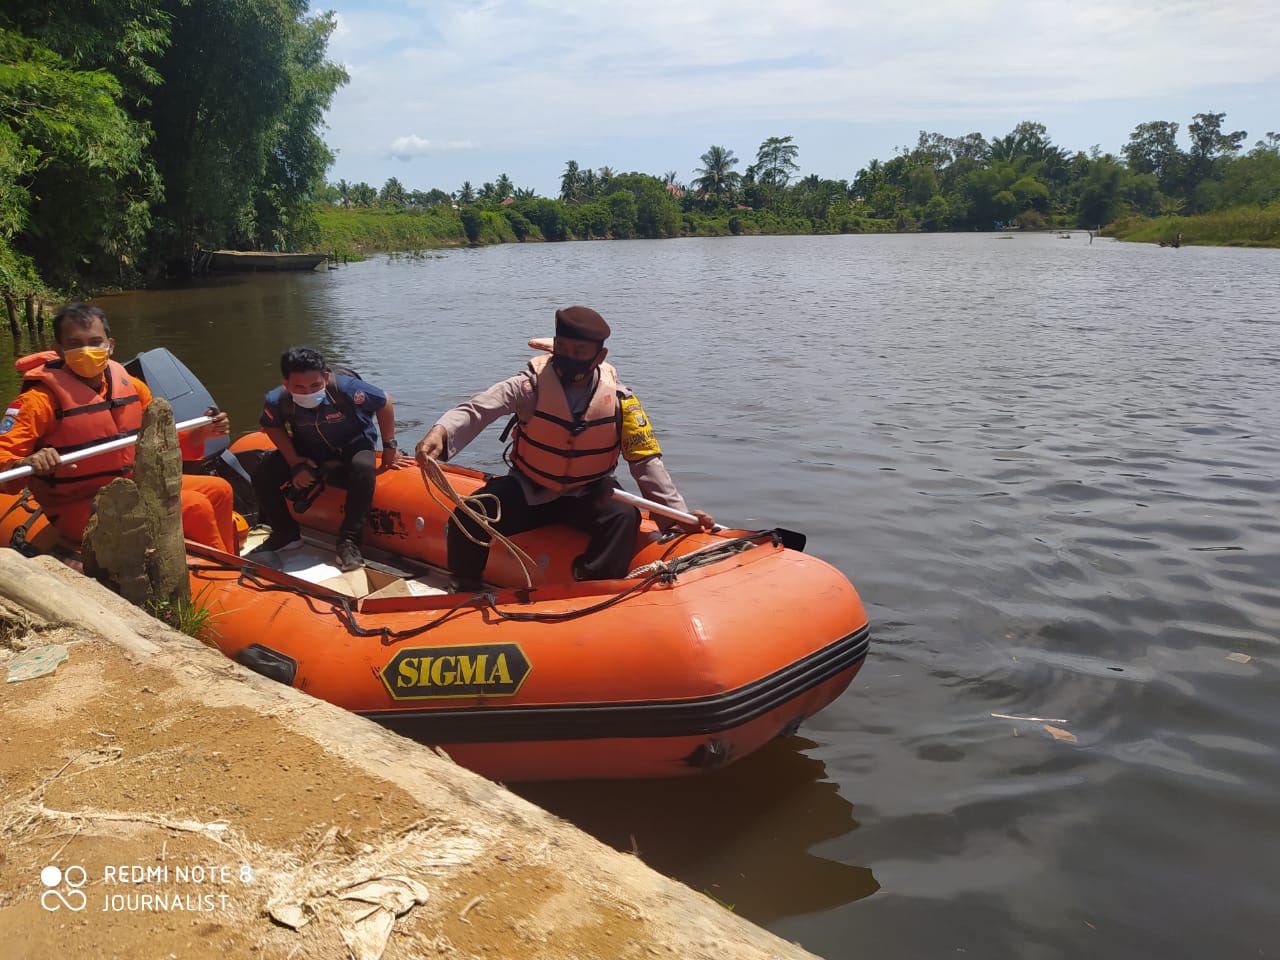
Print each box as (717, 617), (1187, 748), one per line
(384, 439), (399, 449)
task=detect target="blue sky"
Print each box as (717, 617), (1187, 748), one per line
(321, 0), (1279, 197)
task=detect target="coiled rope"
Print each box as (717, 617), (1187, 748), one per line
(416, 456), (539, 590)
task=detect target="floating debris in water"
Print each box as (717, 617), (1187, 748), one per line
(1043, 724), (1078, 743)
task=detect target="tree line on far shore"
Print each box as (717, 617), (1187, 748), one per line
(316, 118), (1280, 250)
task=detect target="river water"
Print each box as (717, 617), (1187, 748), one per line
(7, 233), (1278, 959)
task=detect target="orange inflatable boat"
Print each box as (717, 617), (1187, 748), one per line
(0, 355), (869, 781)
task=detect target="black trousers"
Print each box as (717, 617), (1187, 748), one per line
(447, 474), (641, 583)
(251, 447), (377, 544)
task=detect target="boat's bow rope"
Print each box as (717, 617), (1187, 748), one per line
(417, 456), (539, 589)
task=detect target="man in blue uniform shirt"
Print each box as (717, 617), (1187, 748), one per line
(250, 346), (411, 570)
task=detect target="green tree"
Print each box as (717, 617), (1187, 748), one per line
(560, 160), (581, 203)
(750, 135), (800, 187)
(1221, 134), (1280, 207)
(348, 181), (376, 207)
(248, 8), (346, 251)
(1, 1), (171, 108)
(1076, 155), (1129, 226)
(605, 190), (637, 239)
(412, 187), (452, 208)
(142, 0), (346, 259)
(791, 174), (847, 221)
(0, 28), (156, 287)
(500, 205), (533, 240)
(1184, 111), (1247, 210)
(459, 206), (482, 243)
(692, 145), (741, 204)
(495, 173), (513, 201)
(1123, 120), (1183, 196)
(568, 200), (609, 239)
(523, 198), (568, 240)
(379, 177), (407, 208)
(921, 193), (951, 230)
(579, 168), (598, 202)
(608, 173), (680, 238)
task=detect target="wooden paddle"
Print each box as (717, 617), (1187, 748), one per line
(0, 415), (213, 484)
(611, 488), (807, 551)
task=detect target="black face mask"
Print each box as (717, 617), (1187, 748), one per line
(551, 353), (598, 384)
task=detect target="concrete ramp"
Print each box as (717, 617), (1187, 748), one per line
(0, 552), (821, 960)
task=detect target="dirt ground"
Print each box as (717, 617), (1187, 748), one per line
(0, 556), (819, 960)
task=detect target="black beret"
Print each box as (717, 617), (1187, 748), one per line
(554, 306), (611, 343)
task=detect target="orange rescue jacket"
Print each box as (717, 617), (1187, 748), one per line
(510, 354), (622, 492)
(18, 353), (142, 511)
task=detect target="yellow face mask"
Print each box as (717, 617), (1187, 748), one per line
(63, 345), (110, 378)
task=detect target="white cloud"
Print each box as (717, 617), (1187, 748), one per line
(324, 0), (1280, 192)
(388, 134), (432, 159)
(388, 135), (478, 160)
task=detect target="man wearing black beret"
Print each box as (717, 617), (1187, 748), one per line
(416, 306), (713, 586)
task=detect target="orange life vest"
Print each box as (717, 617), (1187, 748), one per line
(509, 354), (621, 492)
(18, 354), (143, 511)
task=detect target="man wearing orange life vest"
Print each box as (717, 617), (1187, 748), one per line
(415, 306), (714, 586)
(0, 303), (236, 553)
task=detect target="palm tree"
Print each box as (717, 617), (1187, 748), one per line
(495, 173), (514, 201)
(560, 161), (581, 203)
(349, 182), (377, 207)
(379, 176), (407, 208)
(692, 145), (741, 203)
(457, 181), (475, 204)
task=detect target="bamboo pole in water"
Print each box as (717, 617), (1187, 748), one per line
(3, 292), (19, 338)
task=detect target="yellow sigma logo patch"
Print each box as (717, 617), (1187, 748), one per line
(381, 643), (531, 700)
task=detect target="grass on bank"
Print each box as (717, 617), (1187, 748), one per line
(316, 207), (468, 254)
(148, 584), (221, 643)
(1106, 201), (1280, 248)
(314, 204), (899, 254)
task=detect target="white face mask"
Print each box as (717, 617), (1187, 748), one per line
(290, 389), (327, 409)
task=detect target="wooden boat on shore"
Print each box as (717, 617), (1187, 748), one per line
(202, 249), (326, 272)
(0, 353), (870, 782)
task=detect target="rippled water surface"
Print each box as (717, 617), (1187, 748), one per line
(13, 233), (1279, 958)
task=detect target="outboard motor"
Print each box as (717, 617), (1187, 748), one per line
(123, 348), (263, 522)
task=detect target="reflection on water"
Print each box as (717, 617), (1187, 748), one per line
(6, 234), (1280, 959)
(517, 737), (878, 924)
